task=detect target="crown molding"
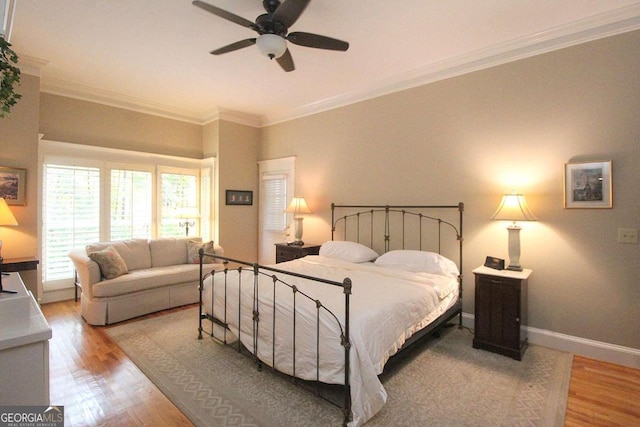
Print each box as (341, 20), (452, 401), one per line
(18, 3), (640, 128)
(39, 76), (264, 127)
(201, 107), (263, 128)
(39, 77), (209, 125)
(15, 53), (48, 77)
(262, 3), (640, 126)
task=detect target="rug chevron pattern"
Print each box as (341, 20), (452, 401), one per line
(105, 307), (572, 426)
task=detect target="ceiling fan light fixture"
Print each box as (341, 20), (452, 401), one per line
(256, 34), (286, 59)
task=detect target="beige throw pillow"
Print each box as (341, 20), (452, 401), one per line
(88, 246), (128, 279)
(188, 240), (216, 264)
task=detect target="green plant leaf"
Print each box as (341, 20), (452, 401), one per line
(0, 36), (22, 118)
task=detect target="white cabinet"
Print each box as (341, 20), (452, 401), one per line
(0, 273), (52, 405)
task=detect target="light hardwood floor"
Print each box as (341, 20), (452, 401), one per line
(41, 300), (640, 426)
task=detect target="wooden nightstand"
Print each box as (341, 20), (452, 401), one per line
(275, 243), (321, 263)
(472, 266), (531, 360)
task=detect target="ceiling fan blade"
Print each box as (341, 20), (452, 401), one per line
(193, 1), (257, 30)
(287, 32), (349, 51)
(276, 48), (295, 72)
(210, 38), (256, 55)
(272, 0), (310, 28)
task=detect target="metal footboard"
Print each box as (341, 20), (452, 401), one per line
(198, 252), (353, 425)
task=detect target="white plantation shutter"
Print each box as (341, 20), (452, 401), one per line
(43, 164), (101, 282)
(110, 169), (153, 240)
(160, 171), (199, 237)
(262, 174), (287, 231)
(41, 142), (214, 292)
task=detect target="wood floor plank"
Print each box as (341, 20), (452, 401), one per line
(565, 355), (640, 426)
(41, 300), (640, 426)
(41, 300), (194, 427)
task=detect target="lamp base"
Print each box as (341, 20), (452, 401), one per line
(506, 225), (524, 273)
(292, 217), (305, 247)
(289, 240), (304, 246)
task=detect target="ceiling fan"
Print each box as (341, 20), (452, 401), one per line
(192, 0), (349, 72)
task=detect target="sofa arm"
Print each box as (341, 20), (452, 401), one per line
(68, 249), (101, 298)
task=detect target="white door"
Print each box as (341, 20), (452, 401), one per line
(258, 157), (295, 264)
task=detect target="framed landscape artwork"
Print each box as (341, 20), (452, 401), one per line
(564, 161), (612, 208)
(0, 166), (26, 206)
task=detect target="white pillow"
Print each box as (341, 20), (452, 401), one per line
(374, 250), (459, 276)
(319, 241), (379, 263)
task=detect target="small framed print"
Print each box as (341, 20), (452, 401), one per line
(0, 166), (26, 206)
(226, 190), (253, 206)
(564, 161), (612, 209)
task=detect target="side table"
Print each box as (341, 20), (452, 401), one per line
(472, 266), (531, 360)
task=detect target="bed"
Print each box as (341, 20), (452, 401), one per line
(198, 203), (464, 426)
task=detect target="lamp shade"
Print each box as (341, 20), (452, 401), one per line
(177, 207), (200, 219)
(285, 197), (311, 214)
(256, 34), (287, 59)
(0, 198), (18, 226)
(491, 194), (536, 222)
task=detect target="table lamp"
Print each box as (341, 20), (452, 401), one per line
(491, 193), (536, 271)
(0, 197), (19, 293)
(177, 207), (200, 236)
(285, 196), (311, 246)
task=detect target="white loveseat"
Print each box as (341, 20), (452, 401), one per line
(69, 237), (224, 325)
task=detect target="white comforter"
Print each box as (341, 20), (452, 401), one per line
(202, 255), (459, 426)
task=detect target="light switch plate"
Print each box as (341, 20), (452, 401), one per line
(618, 228), (639, 244)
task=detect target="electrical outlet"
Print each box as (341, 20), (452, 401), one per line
(618, 228), (639, 244)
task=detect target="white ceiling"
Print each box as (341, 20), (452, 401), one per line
(9, 0), (640, 126)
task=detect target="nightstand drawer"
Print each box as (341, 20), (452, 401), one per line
(477, 275), (520, 288)
(274, 243), (321, 263)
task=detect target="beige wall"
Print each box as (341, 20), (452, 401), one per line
(217, 120), (260, 260)
(0, 74), (40, 295)
(259, 30), (640, 350)
(4, 29), (637, 353)
(37, 95), (262, 270)
(40, 93), (203, 158)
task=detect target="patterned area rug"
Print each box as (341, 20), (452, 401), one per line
(105, 307), (572, 426)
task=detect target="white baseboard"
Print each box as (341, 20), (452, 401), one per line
(461, 312), (640, 369)
(41, 287), (77, 305)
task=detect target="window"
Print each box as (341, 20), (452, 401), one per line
(110, 169), (153, 240)
(262, 174), (288, 231)
(42, 164), (101, 283)
(40, 140), (215, 293)
(258, 157), (295, 264)
(160, 169), (200, 237)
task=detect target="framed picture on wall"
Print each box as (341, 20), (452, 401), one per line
(564, 160), (612, 208)
(0, 166), (26, 206)
(226, 190), (253, 206)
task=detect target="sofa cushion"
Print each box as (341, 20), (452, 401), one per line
(149, 237), (195, 267)
(87, 238), (152, 271)
(187, 240), (218, 264)
(91, 264), (202, 298)
(88, 246), (128, 279)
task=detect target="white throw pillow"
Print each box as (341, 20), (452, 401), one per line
(374, 250), (459, 276)
(319, 241), (379, 263)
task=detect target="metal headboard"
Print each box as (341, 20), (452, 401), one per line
(331, 203), (464, 298)
(332, 203), (463, 251)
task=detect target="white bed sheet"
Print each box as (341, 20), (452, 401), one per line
(202, 255), (459, 426)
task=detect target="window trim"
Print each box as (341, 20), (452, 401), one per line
(39, 140), (216, 293)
